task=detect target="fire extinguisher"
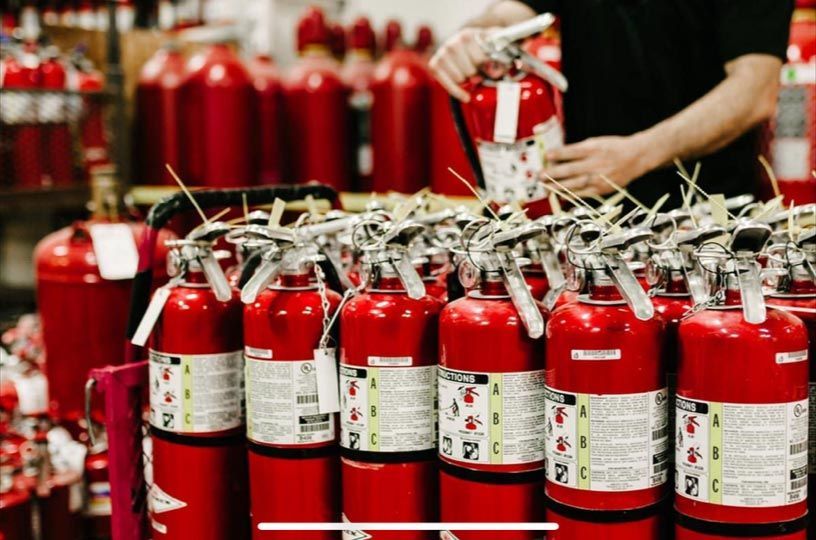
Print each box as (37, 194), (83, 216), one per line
(39, 46), (74, 186)
(545, 500), (668, 540)
(546, 224), (668, 511)
(370, 30), (433, 194)
(247, 54), (284, 185)
(0, 452), (33, 540)
(342, 16), (377, 192)
(438, 218), (547, 540)
(771, 1), (816, 205)
(76, 1), (96, 29)
(762, 224), (816, 513)
(381, 20), (402, 55)
(134, 221), (248, 540)
(35, 174), (173, 420)
(135, 43), (185, 185)
(1, 43), (44, 188)
(240, 221), (352, 539)
(71, 57), (110, 174)
(340, 219), (443, 540)
(283, 6), (352, 191)
(180, 42), (255, 187)
(330, 22), (346, 60)
(429, 78), (476, 196)
(451, 14), (568, 219)
(83, 444), (112, 540)
(675, 221), (809, 531)
(414, 25), (434, 57)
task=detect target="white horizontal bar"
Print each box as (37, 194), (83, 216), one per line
(257, 523), (558, 531)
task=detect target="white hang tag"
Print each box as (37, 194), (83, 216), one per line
(313, 348), (340, 414)
(131, 286), (172, 347)
(89, 223), (139, 280)
(493, 80), (521, 144)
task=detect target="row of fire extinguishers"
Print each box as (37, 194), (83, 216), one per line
(132, 6), (565, 200)
(129, 184), (815, 540)
(0, 37), (109, 187)
(1, 314), (112, 540)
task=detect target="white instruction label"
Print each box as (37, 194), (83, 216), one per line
(775, 350), (808, 364)
(245, 356), (335, 445)
(85, 482), (112, 516)
(439, 367), (546, 466)
(571, 349), (621, 361)
(89, 223), (139, 280)
(339, 363), (437, 452)
(149, 483), (187, 515)
(149, 350), (244, 433)
(494, 80), (521, 144)
(341, 513), (373, 540)
(675, 396), (808, 507)
(809, 383), (816, 479)
(545, 387), (669, 491)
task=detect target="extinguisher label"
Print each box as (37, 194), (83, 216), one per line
(350, 90), (373, 177)
(84, 481), (112, 517)
(438, 367), (546, 466)
(772, 78), (814, 180)
(478, 136), (547, 204)
(39, 92), (65, 123)
(339, 364), (437, 453)
(810, 383), (816, 482)
(675, 396), (809, 507)
(245, 357), (335, 445)
(0, 92), (36, 124)
(544, 387), (669, 491)
(148, 350), (244, 434)
(570, 349), (621, 361)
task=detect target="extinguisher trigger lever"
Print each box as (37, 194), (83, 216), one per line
(735, 259), (767, 325)
(604, 254), (655, 321)
(199, 250), (233, 303)
(240, 247), (283, 304)
(498, 253), (545, 339)
(391, 252), (427, 300)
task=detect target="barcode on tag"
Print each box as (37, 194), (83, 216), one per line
(493, 80), (521, 144)
(89, 223), (139, 280)
(131, 287), (171, 347)
(776, 350), (808, 364)
(300, 422), (330, 433)
(571, 349), (621, 361)
(790, 441), (807, 455)
(314, 348), (340, 414)
(296, 394), (319, 405)
(652, 426), (668, 440)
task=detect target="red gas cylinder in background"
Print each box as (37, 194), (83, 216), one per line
(329, 22), (346, 60)
(438, 222), (547, 540)
(414, 25), (434, 56)
(35, 179), (173, 420)
(340, 225), (442, 540)
(771, 2), (816, 204)
(134, 44), (186, 185)
(381, 20), (402, 54)
(545, 501), (667, 540)
(675, 223), (809, 529)
(342, 16), (377, 192)
(247, 54), (284, 185)
(39, 47), (74, 186)
(71, 57), (110, 174)
(145, 225), (248, 540)
(283, 7), (352, 191)
(1, 43), (44, 188)
(545, 229), (668, 512)
(180, 43), (254, 187)
(83, 447), (111, 540)
(429, 79), (475, 196)
(241, 245), (342, 539)
(370, 43), (432, 194)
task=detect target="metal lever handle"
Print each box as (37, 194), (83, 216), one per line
(518, 51), (568, 92)
(392, 253), (427, 300)
(485, 13), (556, 50)
(737, 260), (767, 324)
(241, 255), (282, 304)
(500, 254), (545, 339)
(540, 249), (567, 311)
(200, 251), (232, 302)
(604, 254), (654, 321)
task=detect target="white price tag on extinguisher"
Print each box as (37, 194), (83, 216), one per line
(314, 348), (341, 414)
(493, 80), (522, 144)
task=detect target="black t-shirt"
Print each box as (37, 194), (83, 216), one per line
(519, 0), (793, 208)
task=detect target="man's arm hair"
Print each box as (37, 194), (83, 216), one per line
(636, 54), (782, 170)
(463, 0), (538, 29)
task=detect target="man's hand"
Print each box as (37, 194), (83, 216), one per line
(428, 28), (492, 102)
(541, 134), (657, 197)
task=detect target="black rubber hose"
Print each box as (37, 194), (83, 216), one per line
(126, 184), (338, 343)
(449, 96), (486, 189)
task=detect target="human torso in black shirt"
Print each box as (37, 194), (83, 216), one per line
(519, 0), (792, 207)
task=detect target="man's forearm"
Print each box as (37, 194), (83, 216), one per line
(636, 54), (782, 172)
(464, 0), (536, 29)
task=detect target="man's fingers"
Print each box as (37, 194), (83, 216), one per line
(451, 44), (479, 78)
(541, 160), (592, 181)
(432, 68), (470, 102)
(546, 140), (595, 162)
